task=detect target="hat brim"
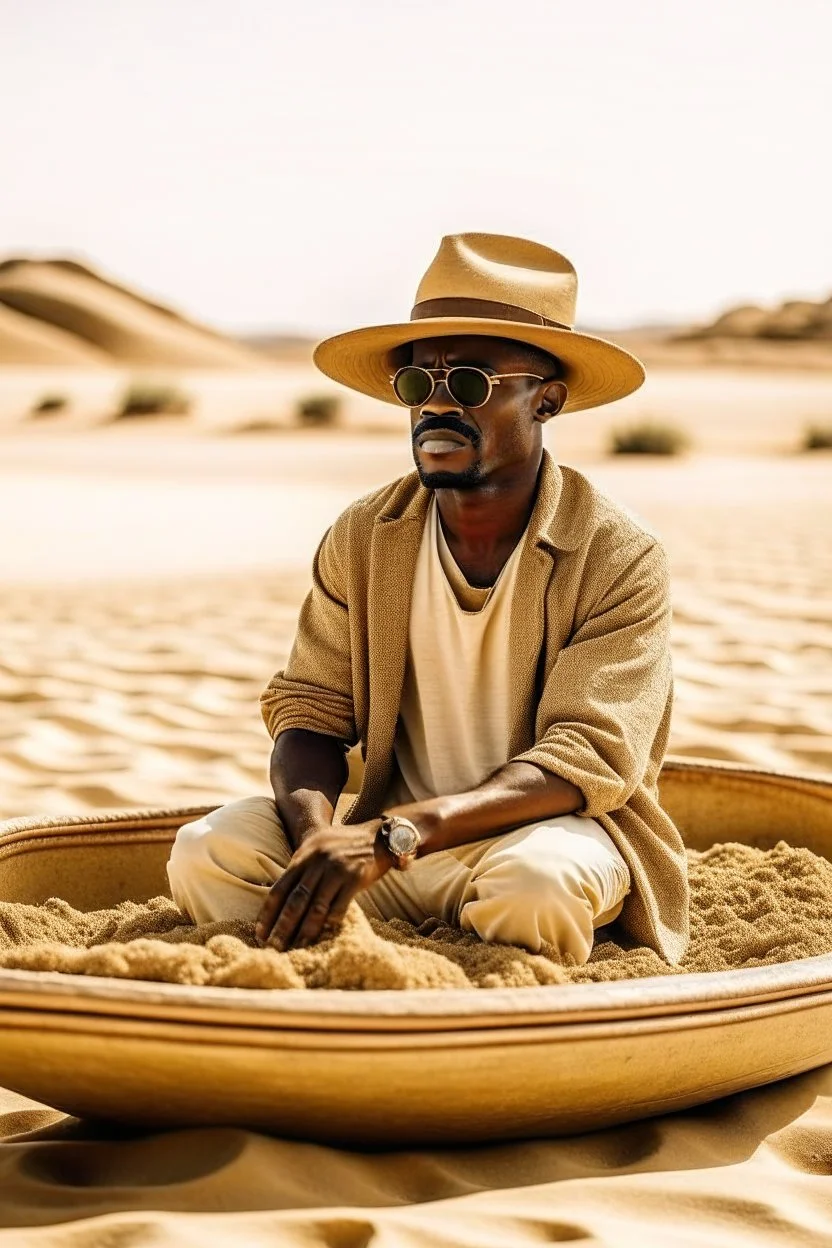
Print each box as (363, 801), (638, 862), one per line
(313, 317), (645, 413)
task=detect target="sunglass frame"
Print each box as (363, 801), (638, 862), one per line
(389, 365), (544, 409)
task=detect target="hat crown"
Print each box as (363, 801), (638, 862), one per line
(414, 233), (579, 329)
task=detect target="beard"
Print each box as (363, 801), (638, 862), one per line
(415, 459), (484, 490)
(411, 415), (484, 490)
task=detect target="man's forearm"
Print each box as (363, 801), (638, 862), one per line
(385, 762), (583, 856)
(270, 728), (349, 848)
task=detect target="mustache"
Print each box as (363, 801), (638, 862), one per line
(412, 414), (481, 448)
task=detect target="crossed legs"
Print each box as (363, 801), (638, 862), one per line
(167, 795), (630, 965)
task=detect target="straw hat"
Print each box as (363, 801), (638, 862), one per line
(314, 233), (645, 413)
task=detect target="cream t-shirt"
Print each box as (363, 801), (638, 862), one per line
(387, 497), (527, 806)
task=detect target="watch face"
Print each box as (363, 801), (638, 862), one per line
(388, 821), (419, 856)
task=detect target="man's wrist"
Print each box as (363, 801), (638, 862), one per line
(291, 819), (332, 845)
(380, 798), (448, 857)
(277, 804), (334, 850)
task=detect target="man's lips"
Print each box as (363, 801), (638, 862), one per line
(416, 429), (472, 453)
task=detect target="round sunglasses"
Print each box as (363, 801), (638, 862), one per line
(390, 365), (544, 410)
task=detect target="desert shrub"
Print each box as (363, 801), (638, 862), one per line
(234, 415), (288, 434)
(116, 382), (191, 419)
(295, 393), (341, 428)
(610, 421), (689, 456)
(802, 424), (832, 451)
(30, 392), (69, 415)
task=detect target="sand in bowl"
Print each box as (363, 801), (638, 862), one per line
(2, 839), (832, 989)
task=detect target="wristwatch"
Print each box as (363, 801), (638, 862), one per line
(378, 815), (421, 870)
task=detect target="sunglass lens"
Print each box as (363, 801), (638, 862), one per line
(449, 368), (490, 407)
(394, 367), (433, 407)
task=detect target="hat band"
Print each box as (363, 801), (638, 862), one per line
(410, 296), (572, 331)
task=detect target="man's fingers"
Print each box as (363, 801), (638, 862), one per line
(293, 877), (348, 949)
(255, 862), (322, 949)
(255, 868), (302, 945)
(265, 863), (326, 951)
(312, 887), (354, 945)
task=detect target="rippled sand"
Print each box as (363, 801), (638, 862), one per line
(0, 428), (830, 820)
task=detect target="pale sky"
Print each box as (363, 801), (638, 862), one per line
(2, 0), (830, 335)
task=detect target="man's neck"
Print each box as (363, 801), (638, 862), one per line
(433, 453), (543, 583)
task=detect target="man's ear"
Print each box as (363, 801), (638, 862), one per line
(536, 380), (568, 422)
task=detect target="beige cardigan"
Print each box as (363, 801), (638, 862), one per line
(261, 451), (689, 963)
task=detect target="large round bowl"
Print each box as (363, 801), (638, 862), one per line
(1, 758), (832, 1147)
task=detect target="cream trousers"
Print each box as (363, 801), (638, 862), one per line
(167, 797), (631, 965)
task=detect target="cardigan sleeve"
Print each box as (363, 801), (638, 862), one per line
(511, 537), (673, 818)
(260, 517), (357, 748)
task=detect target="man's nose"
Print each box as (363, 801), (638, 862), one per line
(421, 376), (462, 417)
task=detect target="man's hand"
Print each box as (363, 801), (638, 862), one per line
(255, 819), (388, 951)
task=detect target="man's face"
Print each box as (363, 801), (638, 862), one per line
(404, 335), (565, 491)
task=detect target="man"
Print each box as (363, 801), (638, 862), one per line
(168, 233), (689, 967)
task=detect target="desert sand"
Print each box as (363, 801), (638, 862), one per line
(1, 365), (831, 1245)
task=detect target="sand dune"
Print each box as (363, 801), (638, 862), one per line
(688, 290), (832, 341)
(0, 258), (266, 368)
(0, 303), (111, 366)
(610, 284), (832, 371)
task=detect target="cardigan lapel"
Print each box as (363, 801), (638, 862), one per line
(506, 536), (555, 757)
(505, 454), (557, 755)
(505, 451), (583, 755)
(359, 483), (430, 815)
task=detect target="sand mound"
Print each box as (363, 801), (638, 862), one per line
(2, 841), (832, 990)
(699, 304), (770, 339)
(0, 257), (266, 368)
(765, 300), (824, 339)
(0, 301), (111, 366)
(692, 291), (832, 341)
(807, 296), (832, 340)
